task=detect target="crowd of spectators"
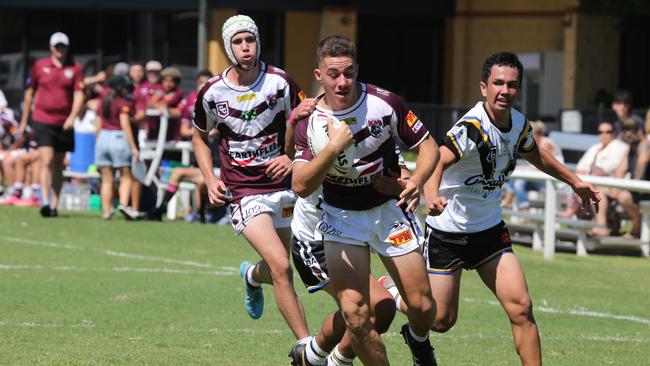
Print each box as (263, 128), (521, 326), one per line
(0, 31), (225, 224)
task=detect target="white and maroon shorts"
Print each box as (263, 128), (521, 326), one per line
(229, 189), (296, 235)
(318, 199), (423, 257)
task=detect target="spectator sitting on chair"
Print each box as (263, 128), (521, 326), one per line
(604, 119), (650, 239)
(0, 118), (40, 206)
(560, 121), (629, 236)
(612, 90), (644, 135)
(146, 69), (218, 222)
(503, 121), (564, 210)
(94, 75), (140, 220)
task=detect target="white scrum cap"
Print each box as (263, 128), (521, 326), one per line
(222, 15), (260, 65)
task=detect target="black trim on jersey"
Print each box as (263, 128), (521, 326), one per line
(458, 121), (496, 182)
(516, 120), (536, 154)
(442, 134), (462, 162)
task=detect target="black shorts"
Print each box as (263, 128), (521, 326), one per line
(290, 236), (330, 293)
(31, 120), (74, 152)
(424, 221), (513, 274)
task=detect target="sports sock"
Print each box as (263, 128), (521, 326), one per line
(327, 345), (353, 366)
(12, 183), (24, 197)
(246, 265), (261, 287)
(408, 324), (429, 342)
(305, 337), (328, 365)
(386, 285), (404, 313)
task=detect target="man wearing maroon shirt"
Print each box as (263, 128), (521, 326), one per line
(17, 32), (84, 217)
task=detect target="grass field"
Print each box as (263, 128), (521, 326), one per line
(1, 205), (649, 365)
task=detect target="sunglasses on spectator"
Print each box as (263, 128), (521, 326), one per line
(598, 129), (614, 134)
(54, 43), (68, 51)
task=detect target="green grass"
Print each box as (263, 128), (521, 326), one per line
(0, 206), (649, 365)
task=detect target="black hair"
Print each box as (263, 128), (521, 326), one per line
(612, 90), (633, 106)
(482, 52), (524, 86)
(102, 79), (132, 119)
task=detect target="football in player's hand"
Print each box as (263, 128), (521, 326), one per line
(307, 112), (354, 176)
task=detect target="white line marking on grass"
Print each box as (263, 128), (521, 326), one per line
(0, 263), (237, 276)
(1, 236), (214, 269)
(465, 297), (650, 325)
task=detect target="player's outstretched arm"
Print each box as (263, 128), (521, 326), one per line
(397, 136), (439, 212)
(292, 119), (353, 198)
(521, 145), (601, 213)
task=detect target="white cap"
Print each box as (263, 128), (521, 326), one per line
(49, 32), (70, 47)
(113, 62), (130, 76)
(222, 15), (260, 65)
(145, 60), (162, 72)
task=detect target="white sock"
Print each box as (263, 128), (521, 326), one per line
(297, 336), (311, 345)
(246, 265), (261, 287)
(386, 286), (404, 314)
(408, 324), (429, 343)
(306, 337), (328, 365)
(327, 344), (354, 366)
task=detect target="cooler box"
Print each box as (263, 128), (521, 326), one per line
(70, 132), (96, 173)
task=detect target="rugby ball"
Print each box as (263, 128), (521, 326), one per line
(307, 112), (354, 176)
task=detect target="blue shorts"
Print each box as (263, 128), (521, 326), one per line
(95, 130), (132, 168)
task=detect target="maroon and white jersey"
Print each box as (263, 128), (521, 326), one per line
(193, 61), (304, 202)
(294, 83), (430, 211)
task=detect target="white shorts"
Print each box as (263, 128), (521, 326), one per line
(229, 189), (296, 235)
(318, 199), (423, 257)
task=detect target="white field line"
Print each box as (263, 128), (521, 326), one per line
(2, 322), (644, 343)
(464, 297), (650, 325)
(0, 263), (237, 276)
(1, 236), (218, 269)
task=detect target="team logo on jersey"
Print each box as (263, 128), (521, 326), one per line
(64, 69), (74, 79)
(405, 111), (418, 127)
(266, 94), (278, 110)
(216, 101), (229, 118)
(42, 67), (51, 74)
(298, 90), (306, 101)
(486, 146), (497, 163)
(282, 205), (294, 218)
(367, 119), (383, 138)
(236, 93), (256, 103)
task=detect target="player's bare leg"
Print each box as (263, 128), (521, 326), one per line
(99, 167), (115, 219)
(477, 253), (541, 366)
(38, 146), (54, 211)
(427, 271), (462, 333)
(242, 214), (309, 340)
(325, 242), (388, 365)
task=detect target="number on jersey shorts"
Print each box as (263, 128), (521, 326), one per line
(229, 189), (296, 235)
(318, 199), (423, 257)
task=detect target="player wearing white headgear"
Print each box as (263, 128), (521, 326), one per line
(192, 14), (310, 349)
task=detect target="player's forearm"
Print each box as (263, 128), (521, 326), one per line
(292, 146), (338, 197)
(284, 122), (297, 159)
(192, 129), (218, 183)
(527, 146), (580, 188)
(409, 137), (439, 187)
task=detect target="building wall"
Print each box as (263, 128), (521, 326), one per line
(446, 0), (579, 106)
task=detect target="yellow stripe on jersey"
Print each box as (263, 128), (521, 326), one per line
(447, 132), (463, 158)
(516, 121), (533, 152)
(461, 118), (490, 145)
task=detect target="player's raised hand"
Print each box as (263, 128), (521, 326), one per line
(206, 177), (228, 206)
(396, 179), (421, 213)
(266, 154), (292, 180)
(426, 195), (448, 216)
(327, 119), (354, 153)
(290, 98), (317, 124)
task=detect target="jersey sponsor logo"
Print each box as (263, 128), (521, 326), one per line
(282, 205), (294, 218)
(500, 230), (512, 245)
(228, 133), (281, 166)
(266, 94), (278, 110)
(216, 101), (229, 118)
(236, 93), (256, 102)
(241, 109), (257, 121)
(405, 111), (418, 127)
(464, 173), (507, 194)
(298, 90), (306, 101)
(64, 69), (74, 79)
(387, 226), (414, 246)
(367, 119), (383, 137)
(486, 146), (497, 163)
(374, 87), (390, 96)
(412, 120), (423, 133)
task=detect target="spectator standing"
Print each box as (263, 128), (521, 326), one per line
(17, 32), (85, 217)
(94, 75), (139, 220)
(154, 67), (184, 141)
